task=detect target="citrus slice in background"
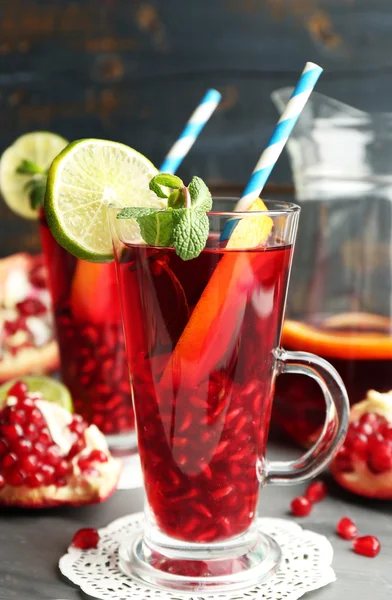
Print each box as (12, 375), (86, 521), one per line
(282, 319), (392, 360)
(0, 376), (73, 412)
(44, 139), (162, 262)
(0, 131), (68, 219)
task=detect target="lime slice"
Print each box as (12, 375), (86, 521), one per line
(0, 376), (73, 412)
(44, 139), (163, 262)
(0, 131), (68, 219)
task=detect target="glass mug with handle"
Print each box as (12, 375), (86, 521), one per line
(110, 199), (349, 593)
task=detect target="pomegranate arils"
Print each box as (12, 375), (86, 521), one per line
(88, 449), (108, 463)
(19, 455), (38, 473)
(7, 381), (28, 400)
(353, 535), (381, 557)
(368, 440), (392, 474)
(7, 469), (25, 486)
(336, 517), (358, 540)
(16, 298), (47, 317)
(46, 445), (62, 466)
(0, 474), (5, 488)
(2, 453), (18, 470)
(1, 423), (23, 441)
(291, 496), (312, 517)
(71, 528), (100, 549)
(305, 480), (327, 503)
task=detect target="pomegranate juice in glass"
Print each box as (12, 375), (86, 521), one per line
(39, 211), (135, 450)
(110, 199), (349, 592)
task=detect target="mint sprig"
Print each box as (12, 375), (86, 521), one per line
(16, 159), (48, 210)
(117, 173), (212, 260)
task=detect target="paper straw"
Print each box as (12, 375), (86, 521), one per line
(159, 88), (221, 174)
(236, 62), (323, 211)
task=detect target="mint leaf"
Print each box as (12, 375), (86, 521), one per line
(188, 176), (212, 212)
(168, 188), (187, 209)
(16, 159), (45, 176)
(149, 173), (183, 198)
(116, 206), (158, 219)
(29, 180), (47, 209)
(138, 211), (174, 247)
(172, 208), (209, 260)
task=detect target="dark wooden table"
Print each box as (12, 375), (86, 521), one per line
(0, 442), (391, 600)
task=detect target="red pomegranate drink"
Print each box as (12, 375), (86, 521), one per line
(39, 213), (135, 448)
(116, 241), (291, 541)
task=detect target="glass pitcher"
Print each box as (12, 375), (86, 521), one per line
(271, 90), (392, 447)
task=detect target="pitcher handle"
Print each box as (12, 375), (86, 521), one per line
(266, 349), (349, 485)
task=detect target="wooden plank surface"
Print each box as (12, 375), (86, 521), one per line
(1, 0), (392, 254)
(0, 441), (391, 600)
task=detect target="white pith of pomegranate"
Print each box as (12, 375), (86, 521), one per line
(0, 382), (121, 507)
(331, 389), (392, 499)
(0, 253), (59, 382)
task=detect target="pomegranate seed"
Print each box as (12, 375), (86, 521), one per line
(13, 439), (32, 455)
(16, 298), (46, 316)
(71, 528), (100, 549)
(1, 424), (23, 442)
(7, 381), (28, 400)
(77, 456), (92, 472)
(30, 407), (44, 426)
(8, 409), (26, 426)
(26, 472), (45, 488)
(336, 517), (358, 540)
(46, 445), (62, 465)
(2, 452), (18, 470)
(88, 449), (108, 463)
(40, 464), (55, 485)
(291, 496), (312, 517)
(6, 469), (25, 487)
(384, 425), (392, 441)
(37, 428), (52, 446)
(305, 481), (327, 503)
(368, 441), (392, 473)
(353, 535), (381, 557)
(0, 440), (7, 455)
(34, 442), (47, 458)
(19, 455), (38, 474)
(56, 459), (70, 477)
(0, 474), (5, 488)
(24, 423), (38, 441)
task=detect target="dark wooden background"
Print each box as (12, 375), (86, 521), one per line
(0, 0), (391, 256)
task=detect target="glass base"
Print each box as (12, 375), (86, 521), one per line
(106, 430), (137, 454)
(119, 529), (281, 593)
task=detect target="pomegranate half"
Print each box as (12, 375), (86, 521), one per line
(0, 253), (59, 382)
(331, 389), (392, 499)
(0, 381), (121, 507)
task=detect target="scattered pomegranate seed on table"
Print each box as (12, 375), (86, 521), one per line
(336, 517), (358, 540)
(71, 528), (100, 550)
(290, 496), (312, 517)
(305, 480), (327, 503)
(353, 535), (381, 558)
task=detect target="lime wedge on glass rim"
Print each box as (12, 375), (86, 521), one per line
(0, 376), (73, 412)
(44, 139), (163, 262)
(0, 131), (68, 219)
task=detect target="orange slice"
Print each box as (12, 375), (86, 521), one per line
(226, 198), (273, 249)
(282, 319), (392, 360)
(161, 199), (273, 388)
(70, 260), (120, 324)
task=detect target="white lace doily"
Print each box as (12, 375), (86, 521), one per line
(59, 513), (335, 600)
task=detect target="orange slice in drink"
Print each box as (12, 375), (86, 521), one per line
(161, 199), (273, 387)
(70, 260), (120, 324)
(226, 198), (273, 249)
(282, 318), (392, 360)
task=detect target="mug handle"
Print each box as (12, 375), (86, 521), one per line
(266, 349), (350, 485)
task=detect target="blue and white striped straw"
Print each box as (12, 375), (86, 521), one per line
(236, 62), (323, 211)
(159, 88), (221, 174)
